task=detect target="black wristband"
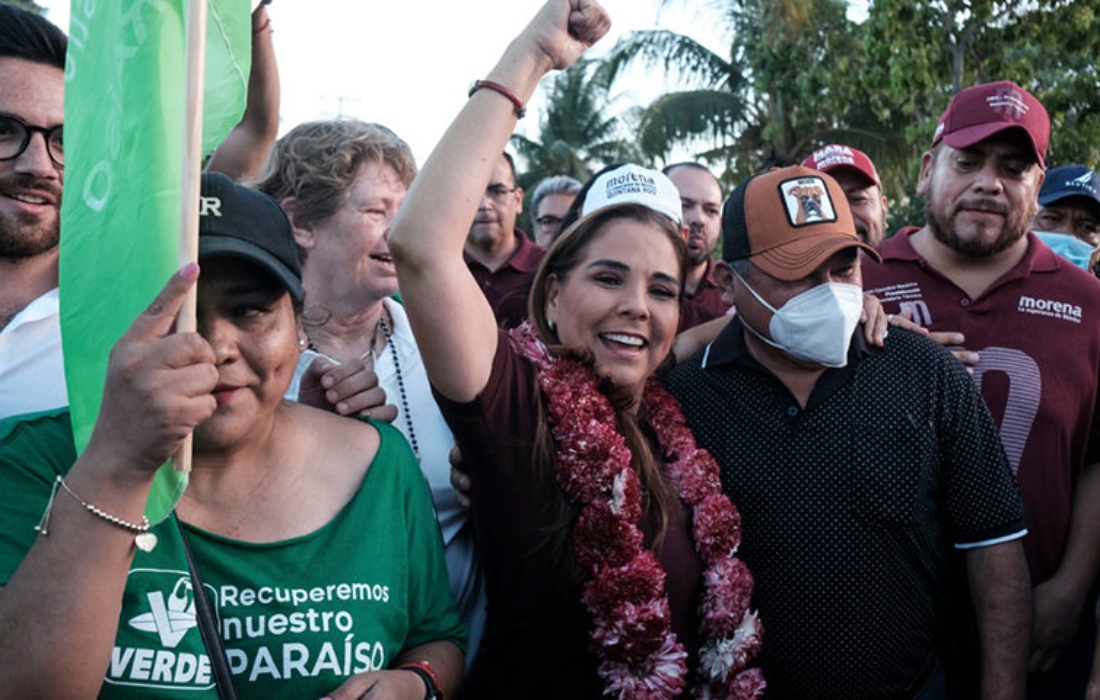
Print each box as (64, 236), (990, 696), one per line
(398, 664), (442, 700)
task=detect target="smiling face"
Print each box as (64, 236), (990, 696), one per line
(299, 160), (406, 306)
(919, 133), (1043, 258)
(830, 169), (888, 247)
(543, 215), (683, 402)
(194, 257), (301, 450)
(0, 58), (64, 260)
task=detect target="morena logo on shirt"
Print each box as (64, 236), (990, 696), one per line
(1017, 295), (1083, 324)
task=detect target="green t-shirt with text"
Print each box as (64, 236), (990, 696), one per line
(0, 409), (466, 698)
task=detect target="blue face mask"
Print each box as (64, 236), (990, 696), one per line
(1035, 231), (1097, 271)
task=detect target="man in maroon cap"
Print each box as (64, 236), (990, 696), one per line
(802, 144), (890, 246)
(863, 80), (1100, 699)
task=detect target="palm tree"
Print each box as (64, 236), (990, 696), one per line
(510, 58), (643, 191)
(602, 0), (864, 182)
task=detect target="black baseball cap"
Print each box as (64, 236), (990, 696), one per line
(198, 172), (302, 302)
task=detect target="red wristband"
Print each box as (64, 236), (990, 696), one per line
(398, 661), (443, 700)
(252, 18), (271, 34)
(468, 79), (526, 119)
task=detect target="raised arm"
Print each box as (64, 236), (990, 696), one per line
(205, 3), (280, 183)
(0, 266), (217, 696)
(388, 0), (609, 403)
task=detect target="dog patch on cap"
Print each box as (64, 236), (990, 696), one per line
(779, 176), (838, 227)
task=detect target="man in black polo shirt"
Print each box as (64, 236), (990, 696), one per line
(664, 165), (1030, 699)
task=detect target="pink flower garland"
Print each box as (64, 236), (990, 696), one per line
(512, 323), (765, 699)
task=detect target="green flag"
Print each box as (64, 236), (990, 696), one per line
(59, 0), (251, 523)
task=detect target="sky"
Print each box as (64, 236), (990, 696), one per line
(37, 1), (866, 168)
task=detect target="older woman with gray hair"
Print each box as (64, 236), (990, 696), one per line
(257, 119), (487, 667)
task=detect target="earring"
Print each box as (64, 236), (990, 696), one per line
(547, 319), (556, 332)
(298, 337), (308, 349)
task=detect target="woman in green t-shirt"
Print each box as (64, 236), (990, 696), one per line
(0, 173), (464, 699)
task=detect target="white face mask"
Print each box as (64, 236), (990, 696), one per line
(735, 271), (864, 368)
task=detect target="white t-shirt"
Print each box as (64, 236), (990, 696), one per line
(285, 298), (485, 659)
(0, 288), (66, 419)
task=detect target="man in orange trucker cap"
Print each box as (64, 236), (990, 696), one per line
(664, 165), (1029, 699)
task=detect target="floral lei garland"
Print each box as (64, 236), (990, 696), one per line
(511, 322), (765, 699)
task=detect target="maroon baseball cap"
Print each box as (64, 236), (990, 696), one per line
(802, 144), (881, 188)
(932, 80), (1049, 167)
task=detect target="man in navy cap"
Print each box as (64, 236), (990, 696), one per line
(1031, 164), (1100, 274)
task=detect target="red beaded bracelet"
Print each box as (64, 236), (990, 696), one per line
(468, 79), (526, 119)
(252, 18), (271, 34)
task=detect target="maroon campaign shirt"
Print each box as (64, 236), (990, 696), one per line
(435, 331), (705, 698)
(466, 229), (546, 329)
(682, 258), (730, 330)
(863, 230), (1100, 583)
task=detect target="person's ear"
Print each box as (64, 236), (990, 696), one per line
(544, 273), (561, 330)
(714, 261), (737, 307)
(281, 197), (315, 250)
(916, 151), (935, 198)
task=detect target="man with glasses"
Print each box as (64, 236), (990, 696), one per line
(464, 152), (546, 328)
(528, 174), (581, 247)
(0, 5), (67, 419)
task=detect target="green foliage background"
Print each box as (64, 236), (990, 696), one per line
(516, 0), (1100, 236)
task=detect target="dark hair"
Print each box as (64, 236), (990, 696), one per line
(554, 162), (626, 235)
(661, 161), (712, 177)
(0, 5), (67, 69)
(526, 204), (689, 566)
(501, 152), (518, 184)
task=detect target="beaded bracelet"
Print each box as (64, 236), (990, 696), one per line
(253, 18), (272, 35)
(36, 475), (158, 552)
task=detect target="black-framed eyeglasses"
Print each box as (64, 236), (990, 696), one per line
(536, 215), (564, 230)
(484, 184), (517, 201)
(0, 114), (64, 167)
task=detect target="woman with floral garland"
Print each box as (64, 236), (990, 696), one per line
(388, 1), (763, 698)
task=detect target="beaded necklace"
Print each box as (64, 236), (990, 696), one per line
(306, 306), (419, 460)
(376, 313), (419, 459)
